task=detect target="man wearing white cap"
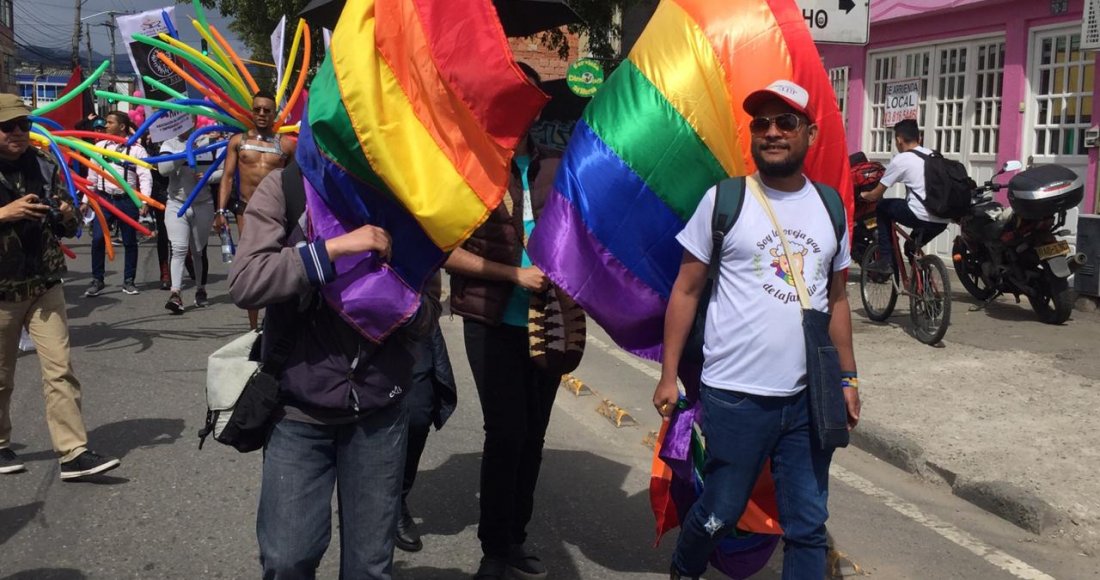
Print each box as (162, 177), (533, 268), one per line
(653, 80), (860, 579)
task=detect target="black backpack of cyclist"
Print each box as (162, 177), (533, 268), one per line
(910, 149), (975, 219)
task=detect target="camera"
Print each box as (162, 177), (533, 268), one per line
(38, 194), (70, 237)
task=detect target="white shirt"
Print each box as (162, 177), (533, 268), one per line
(156, 137), (199, 203)
(93, 140), (152, 200)
(879, 146), (950, 224)
(676, 177), (851, 397)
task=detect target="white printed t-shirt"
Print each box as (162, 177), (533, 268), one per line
(879, 146), (950, 224)
(676, 177), (851, 397)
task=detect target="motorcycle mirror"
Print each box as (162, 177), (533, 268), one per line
(1002, 160), (1023, 173)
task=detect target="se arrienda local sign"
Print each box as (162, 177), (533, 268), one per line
(884, 79), (921, 127)
(797, 0), (870, 45)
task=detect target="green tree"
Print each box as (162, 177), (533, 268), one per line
(192, 0), (640, 75)
(188, 0), (317, 90)
(539, 0), (644, 64)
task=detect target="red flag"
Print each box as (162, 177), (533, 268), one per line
(43, 66), (90, 129)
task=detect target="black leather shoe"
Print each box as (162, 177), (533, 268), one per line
(473, 556), (508, 580)
(394, 501), (422, 552)
(670, 563), (700, 580)
(507, 544), (547, 579)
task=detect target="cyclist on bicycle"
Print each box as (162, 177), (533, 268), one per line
(860, 119), (949, 273)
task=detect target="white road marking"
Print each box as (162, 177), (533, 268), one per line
(587, 334), (662, 381)
(831, 465), (1057, 580)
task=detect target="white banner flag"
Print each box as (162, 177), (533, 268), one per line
(116, 8), (194, 142)
(271, 16), (287, 103)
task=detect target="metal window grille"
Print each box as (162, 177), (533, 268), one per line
(829, 66), (849, 127)
(868, 50), (931, 155)
(1033, 31), (1095, 158)
(972, 41), (1005, 155)
(934, 46), (968, 154)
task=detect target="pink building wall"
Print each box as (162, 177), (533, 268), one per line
(819, 0), (1098, 213)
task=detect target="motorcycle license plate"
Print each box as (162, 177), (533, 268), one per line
(864, 217), (877, 229)
(1036, 241), (1071, 260)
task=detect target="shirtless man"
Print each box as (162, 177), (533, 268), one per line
(214, 89), (296, 329)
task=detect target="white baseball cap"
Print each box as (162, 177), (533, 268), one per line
(743, 80), (814, 122)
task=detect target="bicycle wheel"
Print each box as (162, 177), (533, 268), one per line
(910, 255), (952, 345)
(859, 242), (897, 321)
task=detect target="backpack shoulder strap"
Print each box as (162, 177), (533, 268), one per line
(281, 159), (306, 239)
(707, 176), (746, 281)
(811, 182), (846, 246)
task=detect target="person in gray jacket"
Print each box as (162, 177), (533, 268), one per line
(229, 163), (431, 580)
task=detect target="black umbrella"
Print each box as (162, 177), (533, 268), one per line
(298, 0), (580, 37)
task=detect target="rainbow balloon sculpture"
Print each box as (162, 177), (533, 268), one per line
(93, 0), (312, 218)
(27, 61), (165, 261)
(526, 0), (854, 576)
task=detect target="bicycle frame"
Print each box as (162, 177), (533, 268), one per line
(886, 223), (927, 297)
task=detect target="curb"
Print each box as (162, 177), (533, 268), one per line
(848, 418), (1063, 535)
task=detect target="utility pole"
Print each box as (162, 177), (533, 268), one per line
(86, 24), (93, 71)
(71, 0), (82, 68)
(107, 15), (117, 96)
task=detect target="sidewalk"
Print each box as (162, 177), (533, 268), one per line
(846, 278), (1100, 552)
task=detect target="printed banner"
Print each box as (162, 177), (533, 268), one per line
(117, 8), (194, 142)
(884, 78), (920, 127)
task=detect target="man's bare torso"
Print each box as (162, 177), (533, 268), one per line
(236, 132), (291, 203)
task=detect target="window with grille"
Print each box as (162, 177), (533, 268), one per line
(1032, 31), (1095, 158)
(0, 1), (10, 29)
(829, 66), (849, 127)
(935, 46), (967, 154)
(867, 50), (931, 155)
(866, 39), (1005, 159)
(972, 41), (1005, 155)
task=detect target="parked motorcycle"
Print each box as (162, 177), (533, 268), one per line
(849, 152), (885, 262)
(952, 161), (1087, 324)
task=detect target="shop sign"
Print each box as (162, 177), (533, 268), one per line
(884, 79), (920, 127)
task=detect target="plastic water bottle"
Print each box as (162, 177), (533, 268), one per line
(219, 226), (236, 263)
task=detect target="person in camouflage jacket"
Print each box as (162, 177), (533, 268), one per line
(0, 93), (120, 480)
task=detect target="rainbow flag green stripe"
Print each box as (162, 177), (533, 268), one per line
(308, 57), (387, 194)
(584, 61), (727, 222)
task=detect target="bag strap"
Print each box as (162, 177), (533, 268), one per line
(745, 175), (812, 310)
(706, 177), (746, 283)
(282, 159), (306, 238)
(810, 182), (846, 247)
(259, 164), (310, 376)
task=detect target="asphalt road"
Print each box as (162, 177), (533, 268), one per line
(1, 239), (1097, 579)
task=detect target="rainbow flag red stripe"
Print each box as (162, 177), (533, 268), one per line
(300, 0), (547, 341)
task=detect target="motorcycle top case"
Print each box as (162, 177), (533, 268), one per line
(1008, 165), (1084, 219)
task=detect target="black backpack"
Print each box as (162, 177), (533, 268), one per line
(910, 149), (975, 219)
(682, 176), (846, 365)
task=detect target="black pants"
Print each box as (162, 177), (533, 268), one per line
(402, 334), (435, 501)
(464, 320), (561, 558)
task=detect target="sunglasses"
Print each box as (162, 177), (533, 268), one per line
(0, 119), (31, 133)
(252, 106), (274, 114)
(749, 113), (804, 136)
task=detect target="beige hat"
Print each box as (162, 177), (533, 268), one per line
(0, 94), (32, 123)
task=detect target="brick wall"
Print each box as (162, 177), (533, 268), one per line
(509, 28), (579, 80)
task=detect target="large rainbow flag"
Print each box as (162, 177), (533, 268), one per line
(528, 0), (853, 363)
(300, 0), (548, 341)
(526, 0), (853, 576)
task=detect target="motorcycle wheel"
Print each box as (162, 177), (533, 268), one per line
(1028, 271), (1073, 325)
(953, 242), (997, 301)
(910, 255), (952, 345)
(860, 242), (897, 321)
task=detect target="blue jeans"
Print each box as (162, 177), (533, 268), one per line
(90, 194), (140, 283)
(875, 198), (947, 259)
(256, 402), (408, 580)
(672, 387), (834, 579)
